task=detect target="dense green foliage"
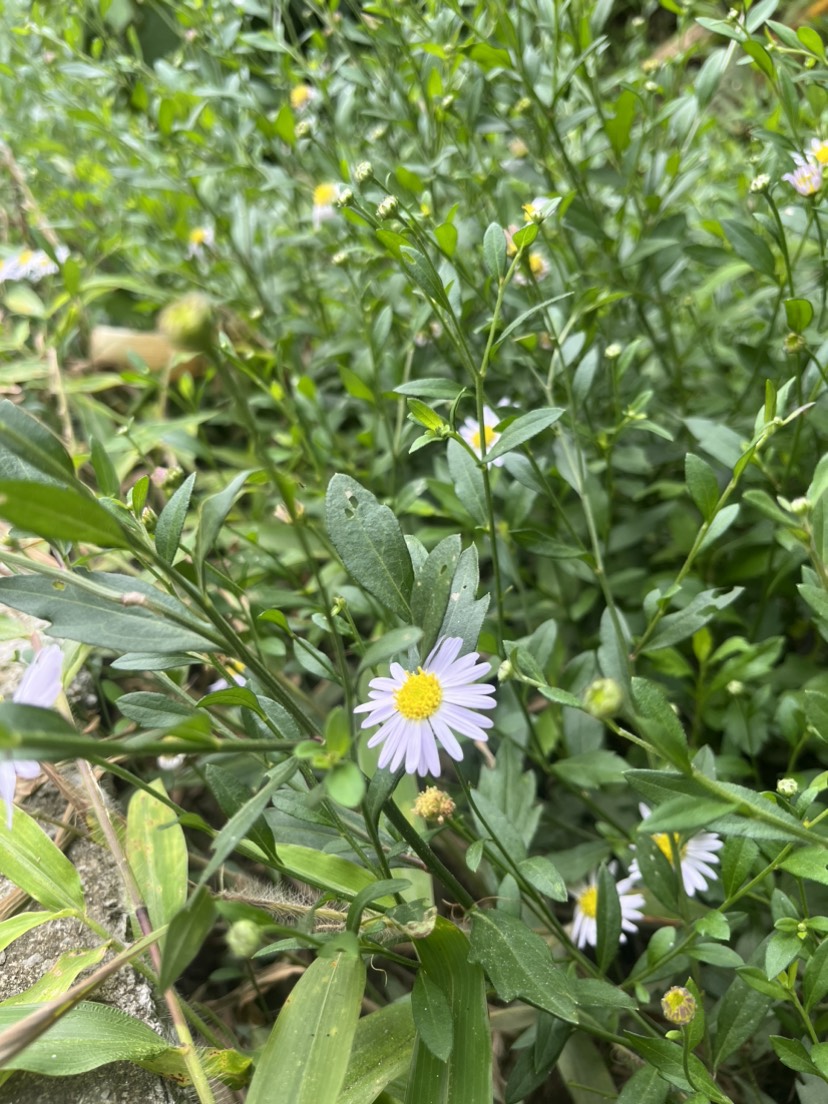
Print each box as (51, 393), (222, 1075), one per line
(1, 0), (828, 1101)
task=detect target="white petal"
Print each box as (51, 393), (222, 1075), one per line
(0, 761), (16, 829)
(13, 646), (62, 708)
(431, 718), (463, 761)
(14, 760), (41, 780)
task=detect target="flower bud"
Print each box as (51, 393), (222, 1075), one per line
(661, 986), (696, 1025)
(335, 187), (354, 208)
(750, 173), (770, 193)
(295, 119), (313, 139)
(777, 777), (798, 797)
(376, 194), (399, 220)
(354, 160), (373, 184)
(159, 292), (216, 353)
(412, 786), (456, 824)
(583, 677), (624, 719)
(226, 919), (263, 959)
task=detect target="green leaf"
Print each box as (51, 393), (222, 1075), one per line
(0, 571), (218, 654)
(411, 535), (462, 656)
(644, 587), (743, 653)
(338, 998), (416, 1104)
(605, 88), (636, 156)
(484, 408), (565, 462)
(595, 864), (622, 972)
(0, 911), (74, 957)
(630, 678), (690, 769)
(804, 935), (828, 1011)
(326, 474), (414, 619)
(685, 453), (719, 520)
(204, 764), (276, 860)
(770, 1036), (818, 1076)
(0, 806), (84, 912)
(159, 886), (216, 991)
(0, 1002), (169, 1074)
(0, 481), (128, 548)
(711, 975), (772, 1068)
(765, 931), (801, 979)
(720, 836), (759, 897)
(640, 796), (735, 833)
(412, 969), (453, 1061)
(326, 762), (367, 808)
(1, 944), (108, 1008)
(483, 223), (506, 280)
(394, 378), (465, 402)
(4, 284), (45, 317)
(468, 909), (577, 1022)
(721, 218), (776, 279)
(0, 702), (77, 755)
(246, 950), (366, 1104)
(400, 246), (450, 309)
(0, 399), (76, 485)
(741, 38), (775, 79)
(346, 878), (409, 933)
(203, 759), (297, 881)
(780, 847), (828, 886)
(405, 918), (492, 1104)
(518, 856), (567, 902)
(437, 544), (490, 657)
(195, 470), (253, 570)
(118, 692), (196, 730)
(624, 1035), (734, 1103)
(89, 437), (119, 498)
(446, 439), (487, 526)
(785, 297), (814, 333)
(616, 1064), (671, 1104)
(126, 779), (188, 944)
(155, 471), (196, 564)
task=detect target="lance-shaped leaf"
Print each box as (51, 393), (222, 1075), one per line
(326, 474), (414, 619)
(0, 481), (129, 548)
(246, 946), (366, 1104)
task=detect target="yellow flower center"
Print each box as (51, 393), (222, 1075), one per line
(313, 183), (337, 206)
(189, 227), (207, 245)
(471, 425), (497, 451)
(578, 885), (598, 918)
(394, 669), (443, 720)
(653, 832), (686, 865)
(291, 83), (313, 109)
(18, 250), (32, 264)
(813, 141), (828, 164)
(528, 252), (545, 276)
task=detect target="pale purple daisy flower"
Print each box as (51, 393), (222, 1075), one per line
(354, 636), (496, 776)
(630, 803), (723, 897)
(2, 645), (62, 827)
(459, 405), (508, 467)
(570, 869), (645, 950)
(783, 154), (822, 196)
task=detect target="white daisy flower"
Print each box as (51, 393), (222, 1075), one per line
(570, 869), (645, 950)
(459, 405), (508, 467)
(630, 803), (723, 897)
(809, 137), (828, 165)
(1, 645), (63, 828)
(187, 225), (215, 259)
(514, 251), (550, 286)
(312, 183), (342, 229)
(522, 195), (558, 223)
(0, 245), (68, 284)
(783, 154), (822, 197)
(354, 636), (496, 776)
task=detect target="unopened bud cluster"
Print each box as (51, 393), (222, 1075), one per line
(583, 677), (624, 719)
(412, 786), (456, 824)
(661, 986), (696, 1025)
(376, 194), (398, 220)
(354, 160), (373, 184)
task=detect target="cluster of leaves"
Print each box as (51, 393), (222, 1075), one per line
(2, 0), (828, 1102)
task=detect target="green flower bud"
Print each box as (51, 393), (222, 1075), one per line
(226, 919), (263, 960)
(159, 292), (216, 353)
(583, 677), (624, 719)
